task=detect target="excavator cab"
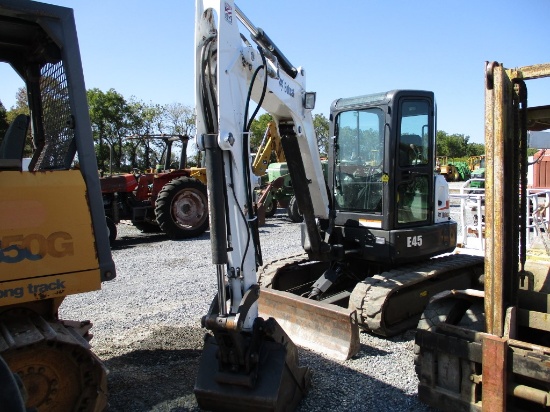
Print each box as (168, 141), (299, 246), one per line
(327, 90), (456, 263)
(258, 90), (477, 355)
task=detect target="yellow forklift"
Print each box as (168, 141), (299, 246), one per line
(415, 62), (550, 410)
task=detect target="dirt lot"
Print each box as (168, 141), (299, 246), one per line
(61, 216), (436, 411)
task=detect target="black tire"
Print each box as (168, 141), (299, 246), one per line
(106, 216), (117, 245)
(0, 356), (25, 412)
(416, 297), (484, 333)
(414, 296), (484, 380)
(287, 195), (303, 223)
(133, 221), (162, 233)
(155, 177), (209, 239)
(264, 198), (278, 218)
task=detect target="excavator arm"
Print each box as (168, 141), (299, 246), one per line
(193, 1), (331, 409)
(194, 0), (331, 329)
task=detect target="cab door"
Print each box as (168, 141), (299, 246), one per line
(393, 95), (435, 228)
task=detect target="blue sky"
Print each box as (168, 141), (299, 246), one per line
(2, 0), (549, 143)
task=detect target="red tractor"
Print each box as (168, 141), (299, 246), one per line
(100, 135), (208, 243)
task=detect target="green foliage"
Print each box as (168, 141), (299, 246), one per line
(313, 113), (330, 156)
(87, 88), (197, 173)
(0, 100), (8, 138)
(248, 112), (330, 157)
(124, 98), (165, 171)
(467, 143), (485, 157)
(87, 88), (132, 172)
(436, 130), (490, 158)
(436, 131), (470, 157)
(249, 113), (273, 150)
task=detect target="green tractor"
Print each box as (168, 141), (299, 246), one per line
(468, 155), (486, 188)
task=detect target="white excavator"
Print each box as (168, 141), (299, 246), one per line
(193, 2), (316, 409)
(193, 1), (483, 409)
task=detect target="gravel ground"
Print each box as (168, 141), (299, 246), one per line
(58, 195), (477, 412)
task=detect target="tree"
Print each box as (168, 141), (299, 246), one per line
(5, 88), (33, 156)
(87, 88), (200, 173)
(249, 113), (273, 151)
(162, 102), (197, 166)
(0, 100), (9, 139)
(125, 98), (165, 170)
(313, 113), (329, 156)
(87, 88), (132, 173)
(467, 143), (485, 157)
(436, 131), (470, 158)
(163, 102), (196, 136)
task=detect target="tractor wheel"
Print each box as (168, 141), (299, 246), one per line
(287, 195), (303, 223)
(0, 356), (25, 412)
(414, 296), (484, 384)
(106, 216), (117, 245)
(264, 198), (278, 218)
(155, 177), (209, 239)
(133, 221), (162, 233)
(416, 296), (484, 335)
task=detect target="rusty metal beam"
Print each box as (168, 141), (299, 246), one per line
(517, 308), (550, 332)
(510, 63), (550, 80)
(484, 62), (509, 337)
(484, 62), (496, 335)
(482, 335), (508, 411)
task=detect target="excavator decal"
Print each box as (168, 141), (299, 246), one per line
(224, 2), (233, 23)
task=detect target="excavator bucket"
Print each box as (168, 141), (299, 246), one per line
(258, 288), (361, 361)
(194, 317), (311, 412)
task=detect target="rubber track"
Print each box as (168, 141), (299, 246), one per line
(257, 253), (310, 288)
(259, 253), (484, 336)
(349, 254), (484, 335)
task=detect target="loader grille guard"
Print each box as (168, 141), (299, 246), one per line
(1, 14), (75, 171)
(30, 60), (76, 170)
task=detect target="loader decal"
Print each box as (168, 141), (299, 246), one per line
(0, 279), (66, 300)
(0, 245), (41, 263)
(0, 286), (24, 299)
(0, 232), (74, 263)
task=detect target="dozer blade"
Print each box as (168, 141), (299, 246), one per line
(194, 317), (311, 412)
(258, 287), (360, 361)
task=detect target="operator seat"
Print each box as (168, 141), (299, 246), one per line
(399, 134), (423, 166)
(0, 114), (29, 170)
